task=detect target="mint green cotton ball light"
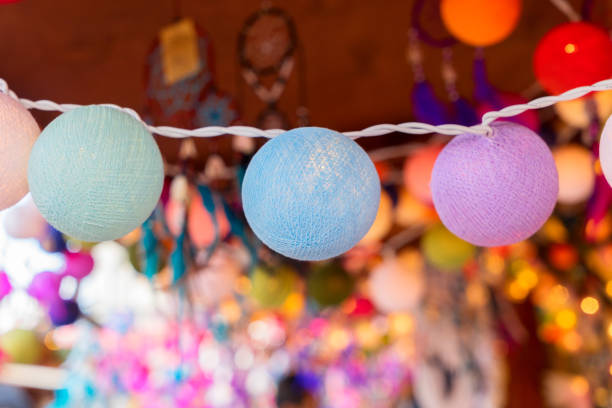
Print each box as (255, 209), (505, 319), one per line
(28, 106), (164, 242)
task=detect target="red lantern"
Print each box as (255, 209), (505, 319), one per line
(534, 22), (612, 95)
(0, 0), (21, 3)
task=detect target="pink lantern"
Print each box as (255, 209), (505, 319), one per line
(3, 194), (47, 239)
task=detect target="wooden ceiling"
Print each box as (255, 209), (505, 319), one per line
(0, 0), (609, 163)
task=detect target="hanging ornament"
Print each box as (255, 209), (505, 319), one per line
(431, 122), (558, 246)
(238, 6), (298, 129)
(441, 48), (478, 126)
(194, 88), (240, 127)
(553, 144), (595, 205)
(242, 127), (380, 261)
(421, 224), (476, 270)
(28, 106), (164, 242)
(534, 22), (612, 95)
(440, 0), (521, 47)
(145, 18), (214, 127)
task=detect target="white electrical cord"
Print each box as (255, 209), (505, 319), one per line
(1, 77), (612, 140)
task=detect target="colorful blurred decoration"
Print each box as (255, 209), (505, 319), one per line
(553, 144), (595, 205)
(48, 299), (80, 327)
(0, 92), (39, 210)
(0, 329), (43, 365)
(27, 271), (62, 305)
(599, 116), (612, 188)
(403, 144), (443, 205)
(0, 271), (11, 300)
(395, 188), (438, 227)
(242, 127), (380, 261)
(28, 106), (164, 242)
(555, 91), (612, 129)
(307, 262), (354, 307)
(440, 0), (521, 47)
(534, 22), (612, 95)
(359, 190), (393, 245)
(421, 224), (476, 270)
(431, 122), (558, 246)
(2, 194), (47, 240)
(62, 251), (94, 280)
(187, 246), (241, 307)
(368, 251), (425, 313)
(250, 265), (297, 309)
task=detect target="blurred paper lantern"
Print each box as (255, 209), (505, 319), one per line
(534, 22), (612, 95)
(431, 122), (558, 246)
(553, 144), (594, 205)
(477, 93), (539, 131)
(440, 0), (521, 47)
(2, 194), (47, 239)
(48, 299), (80, 326)
(368, 251), (425, 313)
(598, 116), (612, 187)
(0, 271), (11, 300)
(403, 144), (443, 205)
(307, 262), (354, 307)
(358, 191), (393, 245)
(421, 224), (476, 270)
(395, 188), (438, 227)
(250, 265), (297, 309)
(242, 127), (380, 261)
(62, 251), (94, 280)
(187, 188), (230, 248)
(555, 91), (612, 128)
(0, 93), (40, 210)
(28, 106), (164, 242)
(27, 271), (62, 305)
(188, 247), (241, 306)
(0, 329), (43, 365)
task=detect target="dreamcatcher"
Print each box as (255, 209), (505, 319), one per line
(238, 5), (308, 129)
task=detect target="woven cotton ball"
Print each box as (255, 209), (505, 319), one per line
(599, 116), (612, 188)
(242, 127), (380, 261)
(28, 106), (164, 242)
(368, 250), (425, 313)
(250, 265), (297, 309)
(2, 194), (47, 239)
(403, 144), (443, 205)
(440, 0), (521, 47)
(0, 329), (43, 365)
(421, 224), (476, 270)
(553, 144), (594, 205)
(0, 93), (40, 210)
(431, 122), (558, 247)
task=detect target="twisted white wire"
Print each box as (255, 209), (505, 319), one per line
(1, 77), (612, 140)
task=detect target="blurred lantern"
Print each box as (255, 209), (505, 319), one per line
(187, 247), (241, 306)
(279, 292), (305, 320)
(307, 262), (354, 307)
(250, 265), (297, 309)
(368, 250), (425, 313)
(555, 91), (612, 128)
(553, 144), (594, 205)
(0, 93), (40, 210)
(0, 271), (11, 300)
(62, 251), (94, 280)
(343, 296), (375, 317)
(0, 329), (43, 364)
(3, 194), (47, 239)
(421, 224), (476, 270)
(187, 188), (230, 249)
(395, 188), (438, 227)
(534, 22), (612, 95)
(358, 190), (393, 245)
(48, 299), (80, 326)
(27, 271), (62, 305)
(403, 144), (443, 206)
(548, 243), (578, 271)
(440, 0), (521, 47)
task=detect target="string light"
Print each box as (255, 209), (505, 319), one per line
(1, 77), (612, 139)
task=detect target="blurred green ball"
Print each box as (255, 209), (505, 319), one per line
(307, 262), (354, 307)
(250, 265), (297, 309)
(421, 224), (476, 270)
(0, 329), (43, 365)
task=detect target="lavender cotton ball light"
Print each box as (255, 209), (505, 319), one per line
(431, 122), (558, 247)
(242, 127), (380, 261)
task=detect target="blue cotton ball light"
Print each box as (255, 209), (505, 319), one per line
(242, 127), (380, 261)
(28, 106), (164, 242)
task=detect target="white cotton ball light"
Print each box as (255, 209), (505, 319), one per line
(28, 106), (164, 242)
(553, 144), (594, 205)
(242, 127), (380, 261)
(3, 194), (47, 239)
(368, 250), (425, 313)
(0, 92), (40, 210)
